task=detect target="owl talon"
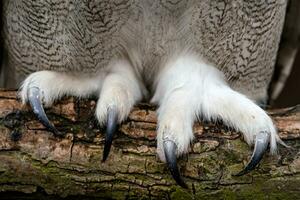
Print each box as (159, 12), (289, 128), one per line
(235, 131), (270, 176)
(102, 108), (118, 162)
(163, 140), (188, 188)
(28, 87), (62, 136)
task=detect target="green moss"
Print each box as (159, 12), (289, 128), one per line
(170, 186), (193, 200)
(192, 175), (300, 200)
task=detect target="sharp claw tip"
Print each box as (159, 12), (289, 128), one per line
(233, 170), (248, 177)
(171, 170), (188, 188)
(102, 109), (118, 162)
(178, 180), (188, 189)
(163, 140), (188, 188)
(234, 131), (270, 176)
(102, 133), (113, 162)
(53, 130), (64, 137)
(102, 150), (109, 162)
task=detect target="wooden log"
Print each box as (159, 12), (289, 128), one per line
(0, 89), (299, 199)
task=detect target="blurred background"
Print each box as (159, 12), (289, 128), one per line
(269, 0), (300, 107)
(274, 50), (300, 107)
(0, 0), (299, 108)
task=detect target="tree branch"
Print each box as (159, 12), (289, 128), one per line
(0, 89), (299, 199)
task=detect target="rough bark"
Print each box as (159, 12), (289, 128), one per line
(0, 89), (299, 199)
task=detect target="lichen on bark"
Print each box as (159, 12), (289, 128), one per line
(0, 89), (299, 199)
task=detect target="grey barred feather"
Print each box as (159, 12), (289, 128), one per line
(3, 0), (287, 100)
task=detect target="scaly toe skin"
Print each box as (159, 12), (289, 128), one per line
(28, 87), (62, 136)
(235, 131), (270, 176)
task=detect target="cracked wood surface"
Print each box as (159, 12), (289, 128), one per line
(0, 89), (300, 199)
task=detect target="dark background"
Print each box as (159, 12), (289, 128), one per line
(274, 50), (300, 108)
(272, 0), (300, 108)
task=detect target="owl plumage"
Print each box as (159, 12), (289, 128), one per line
(2, 0), (287, 187)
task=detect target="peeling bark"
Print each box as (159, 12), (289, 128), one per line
(0, 89), (300, 199)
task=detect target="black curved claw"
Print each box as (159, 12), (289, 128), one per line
(235, 131), (270, 176)
(163, 140), (188, 188)
(102, 108), (118, 162)
(28, 87), (62, 136)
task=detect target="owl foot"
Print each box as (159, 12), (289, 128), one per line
(20, 70), (104, 136)
(21, 61), (143, 162)
(153, 55), (281, 187)
(96, 60), (143, 161)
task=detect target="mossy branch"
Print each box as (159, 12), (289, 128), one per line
(0, 89), (300, 199)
